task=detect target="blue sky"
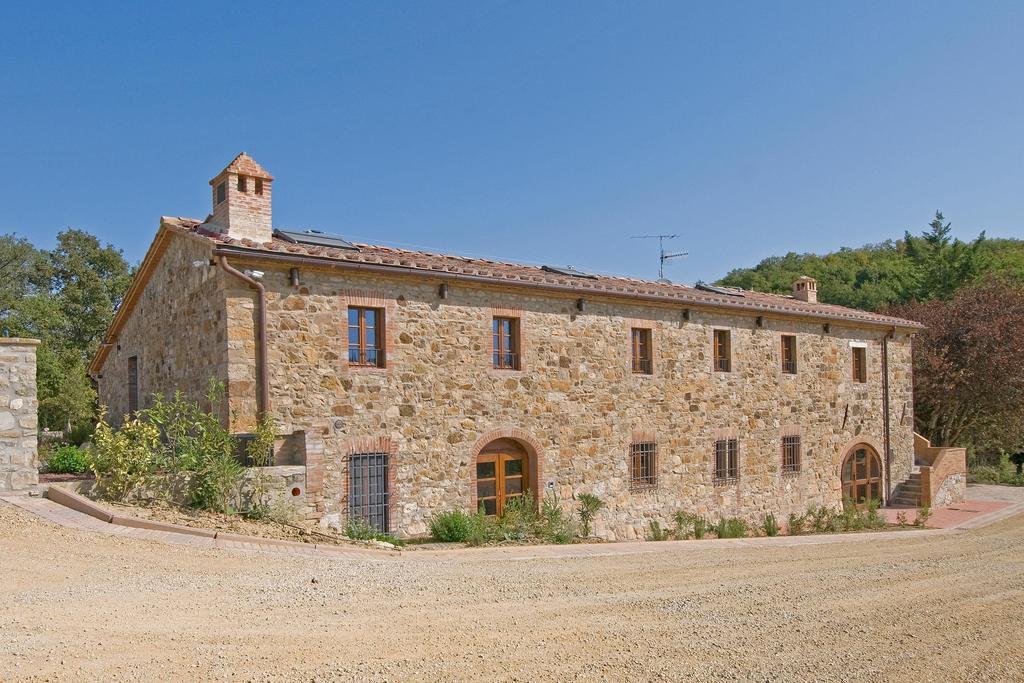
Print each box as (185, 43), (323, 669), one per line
(1, 1), (1022, 283)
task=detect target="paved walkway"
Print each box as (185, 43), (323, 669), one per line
(2, 483), (1022, 563)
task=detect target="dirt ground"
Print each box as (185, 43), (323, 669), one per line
(1, 502), (1023, 682)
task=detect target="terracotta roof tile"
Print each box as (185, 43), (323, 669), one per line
(210, 152), (274, 182)
(162, 216), (923, 330)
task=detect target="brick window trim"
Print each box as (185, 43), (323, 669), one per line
(341, 291), (396, 373)
(488, 306), (526, 373)
(469, 427), (544, 512)
(339, 435), (398, 530)
(624, 318), (656, 377)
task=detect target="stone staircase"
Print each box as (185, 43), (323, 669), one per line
(891, 470), (923, 507)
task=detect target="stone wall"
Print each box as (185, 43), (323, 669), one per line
(96, 231), (228, 426)
(221, 257), (916, 539)
(0, 338), (40, 492)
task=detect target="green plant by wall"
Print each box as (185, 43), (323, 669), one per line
(787, 511), (807, 536)
(646, 520), (670, 541)
(672, 511), (708, 540)
(345, 517), (405, 546)
(46, 445), (89, 474)
(762, 513), (780, 537)
(87, 409), (161, 500)
(914, 506), (932, 527)
(575, 492), (605, 538)
(430, 509), (472, 542)
(714, 517), (748, 539)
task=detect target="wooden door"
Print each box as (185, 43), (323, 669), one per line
(841, 446), (883, 505)
(476, 446), (529, 516)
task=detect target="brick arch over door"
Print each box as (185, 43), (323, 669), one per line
(469, 428), (545, 512)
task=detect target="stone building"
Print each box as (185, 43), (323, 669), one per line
(91, 154), (927, 539)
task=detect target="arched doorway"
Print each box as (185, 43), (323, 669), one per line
(841, 445), (884, 505)
(475, 438), (530, 516)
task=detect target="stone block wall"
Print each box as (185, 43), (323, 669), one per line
(0, 338), (40, 492)
(96, 231), (228, 426)
(221, 260), (916, 539)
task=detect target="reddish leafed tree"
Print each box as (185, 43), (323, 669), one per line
(888, 278), (1024, 453)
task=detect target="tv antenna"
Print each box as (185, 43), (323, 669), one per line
(631, 234), (688, 280)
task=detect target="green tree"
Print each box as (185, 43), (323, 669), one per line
(0, 229), (132, 436)
(903, 211), (987, 300)
(718, 212), (1012, 311)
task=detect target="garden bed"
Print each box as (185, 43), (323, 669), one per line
(82, 496), (388, 549)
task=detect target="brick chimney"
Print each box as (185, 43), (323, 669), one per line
(792, 276), (818, 303)
(207, 152), (274, 243)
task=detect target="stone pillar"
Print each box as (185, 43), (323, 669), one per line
(0, 338), (40, 491)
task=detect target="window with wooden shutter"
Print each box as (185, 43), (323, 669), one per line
(631, 328), (652, 374)
(713, 330), (731, 372)
(852, 347), (867, 383)
(781, 335), (797, 374)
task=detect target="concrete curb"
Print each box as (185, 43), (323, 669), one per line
(109, 514), (217, 539)
(45, 485), (113, 523)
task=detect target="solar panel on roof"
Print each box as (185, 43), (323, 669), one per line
(274, 229), (358, 250)
(696, 282), (745, 297)
(541, 265), (598, 280)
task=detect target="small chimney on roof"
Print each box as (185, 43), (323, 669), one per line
(792, 275), (818, 303)
(207, 152), (274, 243)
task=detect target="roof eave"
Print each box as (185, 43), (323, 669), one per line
(211, 244), (925, 332)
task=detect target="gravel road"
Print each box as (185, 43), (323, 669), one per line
(1, 500), (1023, 682)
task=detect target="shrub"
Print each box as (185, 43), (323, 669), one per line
(538, 490), (577, 544)
(915, 506), (932, 527)
(575, 492), (605, 538)
(430, 509), (472, 542)
(895, 510), (909, 527)
(787, 511), (807, 536)
(762, 513), (780, 537)
(692, 515), (708, 539)
(87, 410), (161, 500)
(47, 445), (89, 474)
(501, 492), (539, 542)
(672, 511), (708, 540)
(646, 520), (670, 541)
(466, 510), (500, 546)
(714, 517), (748, 539)
(809, 505), (838, 533)
(345, 517), (405, 546)
(672, 511), (693, 539)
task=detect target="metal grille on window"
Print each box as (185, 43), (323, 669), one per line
(630, 442), (657, 488)
(349, 452), (390, 533)
(714, 438), (739, 481)
(782, 435), (801, 473)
